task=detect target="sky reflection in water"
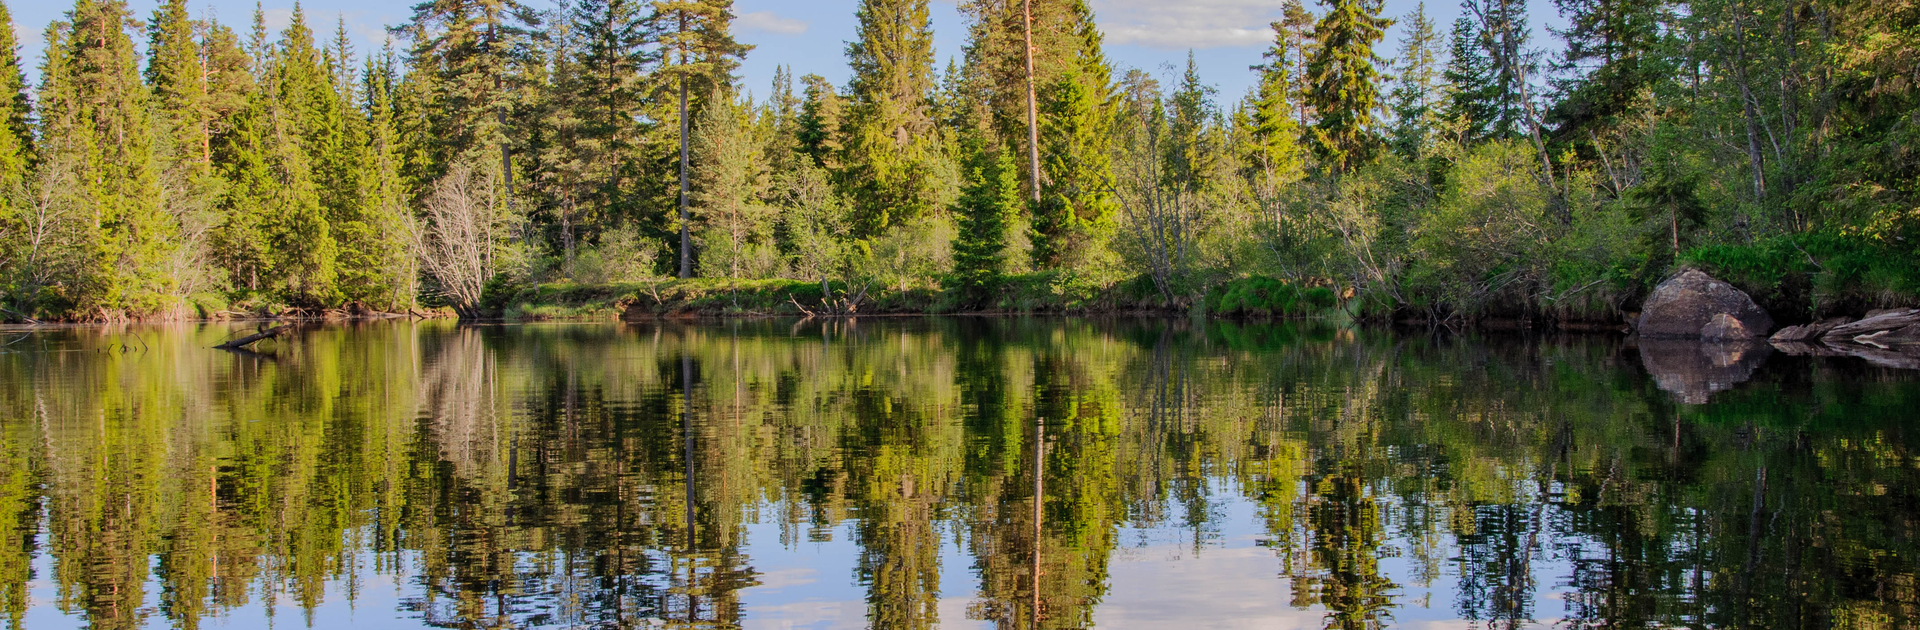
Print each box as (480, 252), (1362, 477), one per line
(0, 319), (1914, 629)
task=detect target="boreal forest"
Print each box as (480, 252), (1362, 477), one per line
(0, 0), (1916, 322)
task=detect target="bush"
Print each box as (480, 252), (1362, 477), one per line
(1206, 276), (1334, 317)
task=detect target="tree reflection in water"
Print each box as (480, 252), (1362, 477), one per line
(0, 319), (1915, 629)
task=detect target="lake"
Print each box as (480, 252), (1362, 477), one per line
(0, 319), (1915, 629)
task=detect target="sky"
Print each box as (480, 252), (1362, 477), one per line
(10, 0), (1563, 106)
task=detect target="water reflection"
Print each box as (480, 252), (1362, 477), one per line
(0, 319), (1915, 629)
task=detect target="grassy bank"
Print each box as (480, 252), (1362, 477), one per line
(479, 273), (1356, 321)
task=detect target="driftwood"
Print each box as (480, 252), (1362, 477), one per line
(216, 325), (292, 350)
(1824, 309), (1920, 341)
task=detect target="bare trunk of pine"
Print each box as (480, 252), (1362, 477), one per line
(679, 77), (694, 278)
(1023, 0), (1041, 203)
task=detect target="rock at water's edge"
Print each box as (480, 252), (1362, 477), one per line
(1637, 270), (1774, 339)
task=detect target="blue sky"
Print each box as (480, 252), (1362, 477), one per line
(10, 0), (1562, 106)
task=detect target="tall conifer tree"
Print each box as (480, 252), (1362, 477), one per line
(1387, 4), (1444, 158)
(42, 0), (174, 314)
(570, 0), (652, 230)
(649, 0), (749, 277)
(949, 137), (1017, 305)
(1030, 68), (1115, 268)
(1306, 0), (1392, 173)
(842, 0), (939, 237)
(1253, 19), (1309, 184)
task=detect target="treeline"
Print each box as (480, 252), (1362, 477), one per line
(0, 0), (1916, 322)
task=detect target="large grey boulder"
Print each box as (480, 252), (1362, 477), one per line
(1637, 270), (1774, 339)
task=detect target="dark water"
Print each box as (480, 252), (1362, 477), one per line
(0, 319), (1916, 630)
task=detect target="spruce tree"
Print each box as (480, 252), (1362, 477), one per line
(1465, 0), (1533, 139)
(1030, 69), (1115, 268)
(1165, 54), (1216, 192)
(0, 0), (30, 197)
(1546, 0), (1663, 152)
(1386, 4), (1443, 158)
(0, 0), (30, 308)
(147, 0), (209, 166)
(41, 0), (174, 314)
(396, 0), (536, 192)
(1442, 17), (1499, 143)
(570, 0), (652, 229)
(948, 136), (1017, 306)
(692, 92), (773, 282)
(1306, 0), (1392, 173)
(1252, 20), (1309, 184)
(795, 74), (846, 170)
(215, 93), (335, 303)
(842, 0), (939, 237)
(146, 0), (227, 301)
(361, 42), (416, 307)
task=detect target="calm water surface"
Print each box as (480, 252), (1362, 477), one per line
(0, 319), (1915, 629)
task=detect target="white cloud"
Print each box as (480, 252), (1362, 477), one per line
(263, 7), (294, 33)
(737, 11), (809, 35)
(1094, 0), (1279, 50)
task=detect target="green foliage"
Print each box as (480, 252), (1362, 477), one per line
(1031, 69), (1117, 268)
(1206, 276), (1337, 317)
(1306, 0), (1392, 173)
(948, 138), (1019, 307)
(5, 0), (1920, 322)
(841, 0), (941, 237)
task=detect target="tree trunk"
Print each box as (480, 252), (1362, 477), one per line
(1729, 1), (1767, 202)
(679, 74), (694, 279)
(1023, 0), (1042, 203)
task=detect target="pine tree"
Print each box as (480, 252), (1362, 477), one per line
(692, 92), (774, 282)
(1273, 0), (1319, 127)
(948, 137), (1017, 306)
(1386, 4), (1444, 157)
(958, 0), (1112, 181)
(841, 0), (939, 237)
(1030, 68), (1115, 268)
(1306, 0), (1392, 173)
(649, 0), (750, 278)
(41, 0), (174, 314)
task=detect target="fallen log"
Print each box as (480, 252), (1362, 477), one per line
(216, 325), (291, 350)
(1825, 309), (1920, 341)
